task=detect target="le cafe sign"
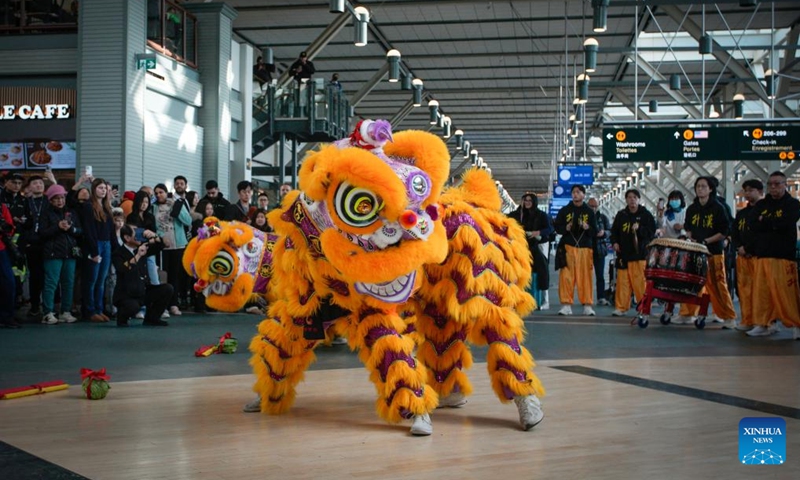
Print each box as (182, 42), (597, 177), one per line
(0, 103), (71, 121)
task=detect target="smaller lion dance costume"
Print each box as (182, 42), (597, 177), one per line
(183, 120), (544, 435)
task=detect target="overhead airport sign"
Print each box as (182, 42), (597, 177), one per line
(603, 126), (799, 162)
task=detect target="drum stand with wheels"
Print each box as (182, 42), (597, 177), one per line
(632, 280), (711, 329)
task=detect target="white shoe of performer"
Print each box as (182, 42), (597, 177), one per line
(410, 413), (433, 436)
(437, 392), (467, 408)
(242, 395), (262, 413)
(514, 395), (544, 431)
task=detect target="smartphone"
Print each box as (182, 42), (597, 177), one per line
(134, 228), (146, 243)
(84, 165), (93, 176)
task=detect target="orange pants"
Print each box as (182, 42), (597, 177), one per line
(679, 254), (736, 320)
(735, 256), (756, 326)
(559, 244), (594, 305)
(751, 257), (800, 328)
(615, 260), (646, 313)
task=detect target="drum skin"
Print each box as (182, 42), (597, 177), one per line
(644, 238), (709, 296)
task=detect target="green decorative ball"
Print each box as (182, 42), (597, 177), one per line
(220, 338), (238, 354)
(82, 378), (110, 400)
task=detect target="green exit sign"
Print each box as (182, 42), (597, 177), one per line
(136, 54), (157, 70)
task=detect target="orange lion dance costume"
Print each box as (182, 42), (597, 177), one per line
(184, 119), (544, 435)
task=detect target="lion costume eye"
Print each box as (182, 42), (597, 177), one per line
(209, 251), (234, 277)
(334, 182), (383, 228)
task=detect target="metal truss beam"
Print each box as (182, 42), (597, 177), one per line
(661, 4), (795, 118)
(632, 55), (703, 118)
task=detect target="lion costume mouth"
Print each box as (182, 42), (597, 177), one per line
(354, 271), (416, 303)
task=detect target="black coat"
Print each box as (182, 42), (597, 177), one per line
(610, 206), (657, 262)
(39, 206), (82, 260)
(223, 202), (250, 223)
(112, 246), (148, 302)
(752, 193), (800, 261)
(200, 194), (230, 220)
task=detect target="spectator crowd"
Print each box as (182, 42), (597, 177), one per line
(0, 170), (291, 328)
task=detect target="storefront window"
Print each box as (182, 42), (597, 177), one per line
(147, 0), (197, 68)
(0, 0), (79, 34)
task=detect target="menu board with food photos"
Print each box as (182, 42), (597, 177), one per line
(25, 140), (76, 170)
(0, 143), (26, 170)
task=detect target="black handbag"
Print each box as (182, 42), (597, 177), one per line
(554, 239), (567, 271)
(169, 199), (186, 219)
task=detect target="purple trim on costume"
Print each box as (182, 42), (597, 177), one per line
(293, 316), (306, 327)
(443, 213), (489, 243)
(254, 275), (269, 294)
(496, 360), (527, 382)
(377, 350), (416, 382)
(404, 171), (431, 205)
(359, 307), (382, 320)
(430, 361), (463, 384)
(425, 204), (439, 221)
(262, 335), (291, 359)
(299, 290), (314, 306)
(492, 224), (509, 237)
(502, 385), (515, 400)
(285, 237), (295, 250)
(385, 381), (425, 415)
(429, 329), (467, 356)
(403, 322), (416, 334)
(260, 357), (286, 382)
(364, 326), (399, 349)
(427, 306), (449, 328)
(484, 329), (522, 354)
(473, 260), (504, 279)
(324, 277), (351, 297)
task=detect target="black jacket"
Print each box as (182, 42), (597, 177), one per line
(224, 202), (251, 223)
(21, 195), (49, 248)
(289, 58), (315, 82)
(554, 202), (597, 249)
(508, 206), (553, 251)
(112, 245), (148, 303)
(126, 211), (157, 232)
(594, 211), (612, 257)
(39, 206), (82, 260)
(732, 204), (758, 256)
(610, 206), (657, 262)
(685, 197), (730, 255)
(200, 194), (230, 220)
(1, 189), (26, 222)
(752, 192), (800, 260)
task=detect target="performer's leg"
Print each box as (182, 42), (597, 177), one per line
(249, 301), (319, 415)
(415, 303), (474, 404)
(558, 248), (576, 305)
(736, 256), (755, 327)
(767, 258), (800, 328)
(346, 309), (438, 424)
(705, 254), (737, 320)
(629, 260), (647, 304)
(615, 268), (632, 312)
(576, 247), (594, 306)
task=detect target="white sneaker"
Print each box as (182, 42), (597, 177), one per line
(539, 302), (550, 311)
(410, 413), (433, 436)
(135, 310), (145, 319)
(611, 309), (625, 317)
(161, 310), (171, 319)
(793, 327), (800, 341)
(558, 305), (572, 316)
(672, 315), (695, 325)
(242, 395), (261, 413)
(514, 395), (544, 431)
(583, 306), (596, 316)
(169, 306), (182, 316)
(330, 336), (348, 345)
(437, 392), (467, 408)
(597, 299), (611, 306)
(41, 312), (58, 325)
(747, 325), (777, 337)
(709, 314), (725, 324)
(734, 322), (754, 332)
(58, 312), (77, 323)
(245, 306), (262, 315)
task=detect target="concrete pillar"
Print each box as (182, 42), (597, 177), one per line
(76, 0), (147, 190)
(184, 2), (238, 195)
(230, 42), (254, 193)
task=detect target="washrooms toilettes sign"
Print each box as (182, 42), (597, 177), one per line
(739, 417), (786, 465)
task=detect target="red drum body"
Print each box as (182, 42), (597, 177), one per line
(644, 238), (709, 297)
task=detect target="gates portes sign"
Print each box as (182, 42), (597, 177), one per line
(603, 126), (799, 162)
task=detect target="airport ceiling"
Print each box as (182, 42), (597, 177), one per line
(190, 0), (800, 200)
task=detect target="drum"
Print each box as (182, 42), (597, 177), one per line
(644, 238), (709, 296)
